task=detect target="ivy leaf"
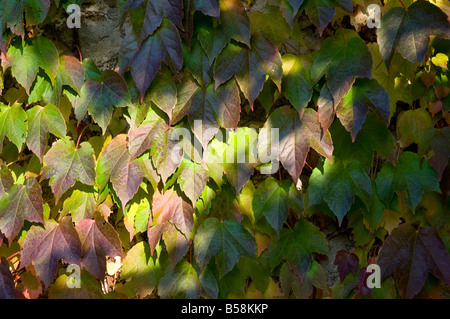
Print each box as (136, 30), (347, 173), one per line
(308, 158), (372, 224)
(128, 0), (184, 46)
(214, 34), (282, 109)
(418, 127), (450, 180)
(194, 217), (256, 278)
(2, 0), (50, 37)
(75, 70), (131, 133)
(119, 19), (182, 101)
(377, 223), (450, 298)
(0, 257), (14, 299)
(96, 134), (143, 210)
(147, 190), (194, 267)
(20, 217), (82, 288)
(334, 250), (359, 282)
(28, 56), (85, 106)
(0, 103), (27, 151)
(280, 0), (303, 26)
(336, 79), (390, 141)
(0, 178), (44, 242)
(184, 41), (211, 87)
(196, 18), (231, 64)
(305, 0), (353, 36)
(177, 79), (241, 149)
(249, 6), (291, 47)
(121, 241), (160, 298)
(282, 54), (314, 115)
(128, 108), (168, 160)
(310, 34), (373, 105)
(194, 0), (220, 18)
(317, 84), (335, 134)
(158, 260), (202, 299)
(258, 106), (333, 183)
(375, 152), (440, 211)
(331, 113), (395, 169)
(60, 190), (96, 225)
(223, 127), (258, 195)
(252, 177), (289, 235)
(148, 67), (178, 117)
(26, 104), (67, 162)
(396, 108), (433, 148)
(151, 126), (181, 183)
(2, 37), (59, 93)
(41, 138), (96, 203)
(75, 213), (124, 280)
(0, 165), (14, 199)
(168, 158), (209, 205)
(219, 0), (251, 47)
(263, 220), (328, 279)
(377, 0), (449, 66)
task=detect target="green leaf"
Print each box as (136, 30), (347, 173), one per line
(175, 78), (241, 149)
(396, 108), (433, 148)
(75, 70), (131, 133)
(1, 0), (50, 37)
(305, 0), (353, 35)
(258, 106), (333, 183)
(377, 0), (449, 66)
(0, 103), (27, 151)
(223, 127), (258, 195)
(330, 112), (395, 169)
(418, 127), (450, 180)
(252, 177), (289, 235)
(41, 138), (96, 203)
(310, 33), (373, 105)
(375, 152), (441, 211)
(60, 189), (96, 225)
(336, 78), (390, 141)
(263, 220), (328, 279)
(158, 261), (202, 299)
(308, 158), (372, 224)
(214, 33), (282, 109)
(194, 217), (256, 277)
(121, 241), (160, 298)
(169, 158), (209, 205)
(2, 37), (59, 93)
(219, 0), (251, 47)
(282, 54), (314, 115)
(96, 134), (143, 210)
(184, 41), (211, 88)
(249, 6), (291, 47)
(0, 166), (14, 199)
(0, 178), (44, 242)
(196, 18), (231, 64)
(147, 66), (177, 118)
(26, 104), (67, 162)
(119, 19), (182, 101)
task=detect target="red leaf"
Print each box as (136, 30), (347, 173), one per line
(334, 250), (359, 282)
(76, 213), (124, 280)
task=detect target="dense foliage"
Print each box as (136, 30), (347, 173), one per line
(0, 0), (449, 299)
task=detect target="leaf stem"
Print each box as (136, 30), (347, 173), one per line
(398, 0), (407, 9)
(6, 251), (20, 260)
(284, 41), (302, 55)
(339, 27), (347, 45)
(76, 124), (89, 149)
(7, 154), (33, 166)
